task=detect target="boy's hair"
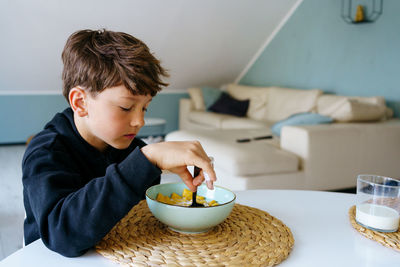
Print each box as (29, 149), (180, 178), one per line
(61, 29), (168, 101)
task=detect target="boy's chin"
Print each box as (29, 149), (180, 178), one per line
(109, 140), (133, 150)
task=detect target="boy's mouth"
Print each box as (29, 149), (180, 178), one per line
(124, 134), (136, 139)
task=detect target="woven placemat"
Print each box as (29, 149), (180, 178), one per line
(348, 205), (400, 251)
(96, 200), (294, 266)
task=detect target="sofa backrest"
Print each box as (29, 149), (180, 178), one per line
(226, 84), (270, 121)
(264, 87), (322, 122)
(186, 84), (391, 123)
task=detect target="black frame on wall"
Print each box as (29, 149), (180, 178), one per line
(341, 0), (383, 24)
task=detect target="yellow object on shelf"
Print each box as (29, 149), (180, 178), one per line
(354, 5), (364, 22)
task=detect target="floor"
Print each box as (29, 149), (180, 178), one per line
(0, 145), (26, 261)
(0, 144), (180, 261)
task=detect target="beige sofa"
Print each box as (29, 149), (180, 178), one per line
(166, 84), (400, 191)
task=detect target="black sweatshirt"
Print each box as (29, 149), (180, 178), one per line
(22, 108), (161, 257)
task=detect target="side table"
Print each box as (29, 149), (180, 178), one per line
(138, 118), (166, 143)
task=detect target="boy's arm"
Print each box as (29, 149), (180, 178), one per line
(23, 145), (160, 257)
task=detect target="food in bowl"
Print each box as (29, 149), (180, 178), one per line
(146, 183), (236, 233)
(156, 188), (219, 207)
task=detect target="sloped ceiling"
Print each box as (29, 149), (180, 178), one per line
(0, 0), (299, 92)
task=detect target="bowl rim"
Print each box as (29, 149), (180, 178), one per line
(145, 182), (236, 208)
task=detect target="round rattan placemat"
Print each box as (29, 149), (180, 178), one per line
(96, 200), (294, 266)
(348, 205), (400, 252)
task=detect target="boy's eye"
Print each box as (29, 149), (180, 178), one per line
(120, 106), (131, 112)
(119, 106), (147, 112)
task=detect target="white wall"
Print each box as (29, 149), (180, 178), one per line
(0, 0), (298, 93)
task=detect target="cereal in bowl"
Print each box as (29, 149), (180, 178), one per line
(156, 188), (218, 207)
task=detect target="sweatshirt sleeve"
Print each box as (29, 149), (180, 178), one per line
(22, 145), (161, 257)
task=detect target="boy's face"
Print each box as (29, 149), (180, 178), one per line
(76, 85), (152, 151)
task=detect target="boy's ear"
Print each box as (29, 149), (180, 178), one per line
(69, 87), (88, 117)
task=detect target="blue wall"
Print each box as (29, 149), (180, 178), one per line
(0, 92), (187, 144)
(240, 0), (400, 117)
(0, 95), (68, 144)
(146, 92), (188, 134)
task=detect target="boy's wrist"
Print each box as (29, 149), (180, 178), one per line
(140, 144), (158, 168)
(118, 147), (161, 187)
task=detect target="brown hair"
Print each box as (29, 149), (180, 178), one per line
(61, 29), (168, 101)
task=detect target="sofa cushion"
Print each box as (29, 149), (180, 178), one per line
(187, 87), (205, 111)
(271, 112), (333, 136)
(208, 92), (249, 117)
(220, 117), (269, 129)
(165, 129), (299, 176)
(226, 83), (270, 121)
(189, 111), (230, 128)
(317, 95), (387, 122)
(265, 87), (322, 122)
(188, 111), (269, 129)
(335, 100), (386, 122)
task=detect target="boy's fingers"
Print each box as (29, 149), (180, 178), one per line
(192, 161), (216, 190)
(206, 180), (214, 190)
(178, 168), (197, 192)
(191, 169), (215, 190)
(194, 159), (217, 182)
(196, 169), (215, 190)
(193, 171), (204, 186)
(195, 158), (216, 190)
(188, 143), (216, 181)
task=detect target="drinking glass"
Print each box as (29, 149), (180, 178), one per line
(356, 175), (400, 232)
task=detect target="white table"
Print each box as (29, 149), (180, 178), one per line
(1, 190), (399, 266)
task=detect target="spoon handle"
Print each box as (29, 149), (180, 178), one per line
(194, 166), (201, 178)
(191, 166), (201, 206)
(192, 191), (197, 203)
(193, 166), (201, 196)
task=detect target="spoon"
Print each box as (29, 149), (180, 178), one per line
(190, 166), (203, 207)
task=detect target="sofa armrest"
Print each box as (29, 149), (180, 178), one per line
(179, 98), (194, 130)
(280, 124), (362, 167)
(280, 121), (400, 189)
(280, 124), (362, 189)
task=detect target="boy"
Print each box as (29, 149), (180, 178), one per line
(22, 29), (216, 257)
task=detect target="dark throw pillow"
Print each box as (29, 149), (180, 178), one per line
(201, 86), (223, 109)
(208, 92), (249, 117)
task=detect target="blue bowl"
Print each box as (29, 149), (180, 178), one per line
(146, 183), (236, 233)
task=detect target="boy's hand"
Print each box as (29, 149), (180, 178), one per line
(141, 141), (216, 192)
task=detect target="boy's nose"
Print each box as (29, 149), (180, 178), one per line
(130, 113), (145, 128)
